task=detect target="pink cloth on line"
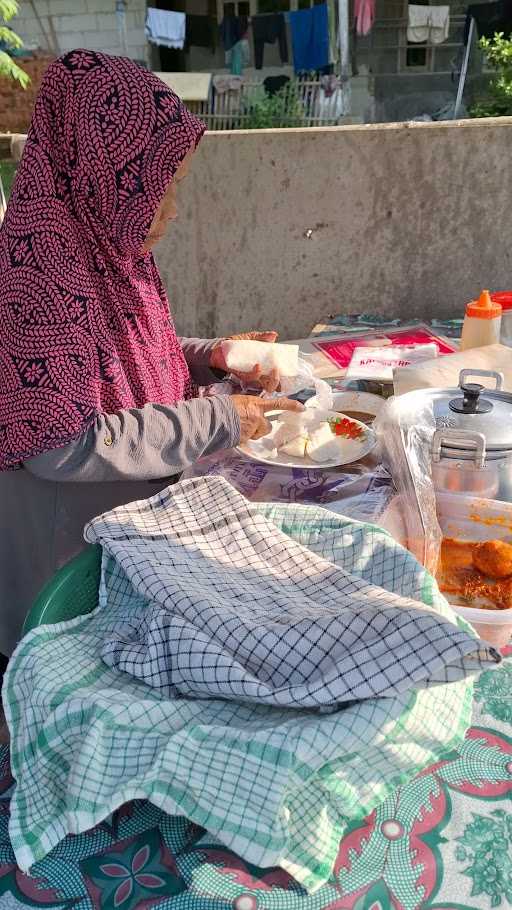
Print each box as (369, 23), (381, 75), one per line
(354, 0), (376, 36)
(0, 50), (205, 470)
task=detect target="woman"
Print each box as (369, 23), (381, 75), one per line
(0, 50), (302, 656)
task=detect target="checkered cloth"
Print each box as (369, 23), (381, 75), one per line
(89, 477), (496, 707)
(4, 479), (499, 889)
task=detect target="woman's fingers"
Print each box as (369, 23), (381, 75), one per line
(233, 364), (262, 384)
(259, 367), (280, 393)
(229, 331), (278, 343)
(260, 397), (304, 414)
(250, 331), (278, 343)
(230, 394), (303, 444)
(234, 365), (280, 392)
(251, 417), (272, 440)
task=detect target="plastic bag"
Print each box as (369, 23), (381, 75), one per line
(229, 353), (333, 410)
(183, 449), (393, 523)
(275, 354), (334, 410)
(374, 395), (441, 574)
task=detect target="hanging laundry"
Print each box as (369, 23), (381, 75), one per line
(429, 6), (450, 45)
(226, 39), (251, 75)
(219, 15), (248, 52)
(321, 73), (340, 97)
(354, 0), (376, 37)
(263, 74), (290, 97)
(464, 0), (512, 44)
(145, 8), (186, 50)
(327, 0), (339, 63)
(252, 13), (289, 70)
(407, 5), (431, 43)
(186, 15), (217, 52)
(313, 78), (344, 120)
(212, 75), (244, 94)
(408, 5), (450, 45)
(289, 4), (330, 74)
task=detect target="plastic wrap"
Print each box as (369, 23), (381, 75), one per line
(221, 354), (334, 410)
(374, 396), (442, 574)
(278, 356), (334, 409)
(183, 449), (393, 523)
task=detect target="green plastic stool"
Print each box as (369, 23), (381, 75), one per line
(22, 545), (102, 634)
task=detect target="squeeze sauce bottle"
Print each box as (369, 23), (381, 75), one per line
(460, 290), (502, 351)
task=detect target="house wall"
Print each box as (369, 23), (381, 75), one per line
(153, 118), (512, 339)
(11, 0), (147, 62)
(352, 0), (493, 121)
(0, 1), (147, 132)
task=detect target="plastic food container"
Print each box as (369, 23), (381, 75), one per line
(491, 291), (512, 348)
(437, 492), (512, 648)
(460, 290), (502, 351)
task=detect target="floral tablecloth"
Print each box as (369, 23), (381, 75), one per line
(0, 649), (509, 910)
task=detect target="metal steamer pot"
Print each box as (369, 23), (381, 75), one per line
(396, 370), (512, 500)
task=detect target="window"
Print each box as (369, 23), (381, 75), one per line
(406, 42), (428, 68)
(257, 0), (290, 13)
(223, 1), (250, 15)
(405, 0), (429, 69)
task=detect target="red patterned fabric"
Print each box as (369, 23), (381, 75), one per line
(0, 50), (205, 471)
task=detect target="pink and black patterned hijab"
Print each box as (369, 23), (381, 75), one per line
(0, 50), (205, 470)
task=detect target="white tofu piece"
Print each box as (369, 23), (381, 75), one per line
(280, 433), (308, 458)
(222, 341), (300, 377)
(306, 422), (341, 463)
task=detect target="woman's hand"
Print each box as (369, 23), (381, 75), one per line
(210, 331), (280, 393)
(230, 395), (304, 444)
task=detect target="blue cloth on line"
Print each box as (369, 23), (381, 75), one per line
(289, 4), (330, 73)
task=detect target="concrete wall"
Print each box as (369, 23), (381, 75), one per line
(154, 118), (512, 340)
(13, 0), (147, 62)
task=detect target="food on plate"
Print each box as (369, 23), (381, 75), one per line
(438, 537), (512, 610)
(343, 410), (375, 425)
(329, 415), (366, 440)
(280, 430), (309, 458)
(307, 423), (342, 463)
(258, 411), (366, 463)
(472, 539), (512, 578)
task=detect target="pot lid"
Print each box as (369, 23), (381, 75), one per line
(434, 379), (512, 453)
(384, 369), (512, 457)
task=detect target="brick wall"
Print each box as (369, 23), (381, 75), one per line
(12, 0), (147, 62)
(0, 54), (54, 133)
(0, 0), (148, 133)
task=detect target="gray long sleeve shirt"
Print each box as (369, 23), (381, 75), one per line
(0, 337), (240, 654)
(25, 337), (240, 482)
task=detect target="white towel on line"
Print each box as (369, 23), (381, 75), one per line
(429, 5), (450, 45)
(407, 5), (450, 45)
(407, 4), (430, 43)
(146, 7), (186, 50)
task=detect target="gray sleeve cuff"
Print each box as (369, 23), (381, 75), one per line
(25, 397), (241, 483)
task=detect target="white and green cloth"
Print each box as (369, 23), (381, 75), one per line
(4, 478), (499, 890)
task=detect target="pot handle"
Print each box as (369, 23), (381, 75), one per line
(458, 369), (504, 390)
(432, 429), (487, 468)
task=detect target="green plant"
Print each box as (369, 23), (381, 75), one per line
(244, 82), (304, 130)
(0, 159), (16, 196)
(470, 32), (512, 118)
(0, 0), (29, 87)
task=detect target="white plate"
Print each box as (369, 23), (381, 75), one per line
(237, 411), (377, 469)
(331, 391), (384, 423)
